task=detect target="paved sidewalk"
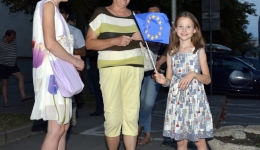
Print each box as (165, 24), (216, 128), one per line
(0, 57), (227, 150)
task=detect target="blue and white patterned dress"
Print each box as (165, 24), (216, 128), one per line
(163, 48), (213, 142)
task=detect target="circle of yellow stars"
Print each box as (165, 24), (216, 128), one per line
(145, 14), (163, 41)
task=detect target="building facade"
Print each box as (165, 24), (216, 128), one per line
(0, 3), (33, 57)
(258, 16), (260, 47)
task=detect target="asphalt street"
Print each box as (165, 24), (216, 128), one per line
(2, 57), (259, 149)
(218, 94), (260, 127)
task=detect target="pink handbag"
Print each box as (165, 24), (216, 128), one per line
(49, 53), (84, 97)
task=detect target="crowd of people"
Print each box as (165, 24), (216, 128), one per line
(0, 0), (214, 149)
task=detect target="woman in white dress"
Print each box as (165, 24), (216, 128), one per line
(31, 0), (84, 149)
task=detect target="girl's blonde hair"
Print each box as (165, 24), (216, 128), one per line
(168, 11), (206, 55)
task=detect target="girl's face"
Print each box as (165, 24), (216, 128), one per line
(175, 17), (196, 41)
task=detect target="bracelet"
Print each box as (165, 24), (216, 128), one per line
(162, 78), (170, 87)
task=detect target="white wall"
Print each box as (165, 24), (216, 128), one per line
(0, 3), (33, 57)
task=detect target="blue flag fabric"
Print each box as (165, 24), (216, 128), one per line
(134, 12), (171, 44)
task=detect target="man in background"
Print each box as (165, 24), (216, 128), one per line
(60, 3), (86, 134)
(0, 30), (32, 107)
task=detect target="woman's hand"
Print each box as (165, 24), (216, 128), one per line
(178, 71), (196, 90)
(114, 35), (132, 47)
(73, 55), (81, 59)
(131, 31), (143, 41)
(154, 71), (167, 85)
(73, 57), (84, 71)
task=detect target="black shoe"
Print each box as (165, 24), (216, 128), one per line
(69, 126), (78, 134)
(76, 110), (79, 118)
(89, 112), (102, 116)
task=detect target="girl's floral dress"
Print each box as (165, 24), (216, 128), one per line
(163, 48), (213, 141)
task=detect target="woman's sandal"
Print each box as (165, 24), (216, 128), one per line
(3, 102), (9, 107)
(21, 95), (33, 102)
(137, 127), (142, 144)
(137, 137), (152, 146)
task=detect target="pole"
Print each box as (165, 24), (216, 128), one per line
(210, 0), (213, 95)
(171, 0), (176, 25)
(132, 12), (157, 71)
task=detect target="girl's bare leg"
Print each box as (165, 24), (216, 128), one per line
(57, 123), (70, 150)
(195, 138), (207, 150)
(41, 120), (67, 150)
(177, 139), (188, 150)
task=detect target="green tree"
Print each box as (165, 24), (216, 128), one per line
(180, 0), (257, 52)
(2, 0), (257, 51)
(1, 0), (112, 34)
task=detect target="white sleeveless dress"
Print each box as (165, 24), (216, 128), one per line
(30, 0), (73, 124)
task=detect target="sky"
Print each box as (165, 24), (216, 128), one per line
(244, 0), (260, 38)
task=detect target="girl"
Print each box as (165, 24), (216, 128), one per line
(31, 0), (84, 149)
(154, 11), (213, 150)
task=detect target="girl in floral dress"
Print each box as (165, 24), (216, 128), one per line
(31, 0), (84, 149)
(154, 11), (213, 150)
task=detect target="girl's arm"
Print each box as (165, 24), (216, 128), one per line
(195, 48), (211, 85)
(42, 2), (84, 70)
(165, 52), (173, 81)
(178, 48), (211, 90)
(154, 52), (172, 86)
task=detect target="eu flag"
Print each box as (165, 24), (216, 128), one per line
(134, 12), (171, 44)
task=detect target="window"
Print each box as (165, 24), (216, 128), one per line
(221, 58), (248, 71)
(212, 57), (249, 71)
(212, 58), (224, 68)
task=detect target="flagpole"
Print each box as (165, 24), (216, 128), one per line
(132, 12), (157, 72)
(144, 41), (157, 71)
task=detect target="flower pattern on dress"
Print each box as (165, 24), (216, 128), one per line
(32, 41), (47, 68)
(48, 75), (58, 95)
(57, 35), (74, 55)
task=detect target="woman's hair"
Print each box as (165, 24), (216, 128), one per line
(59, 3), (71, 15)
(132, 10), (141, 14)
(169, 11), (205, 55)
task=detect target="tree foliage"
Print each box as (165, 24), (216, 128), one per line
(180, 0), (257, 53)
(1, 0), (257, 52)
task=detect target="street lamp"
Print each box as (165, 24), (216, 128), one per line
(171, 0), (176, 25)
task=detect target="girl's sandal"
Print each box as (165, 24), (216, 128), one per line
(3, 102), (10, 107)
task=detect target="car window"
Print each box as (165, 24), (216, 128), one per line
(212, 57), (249, 71)
(250, 59), (260, 70)
(240, 58), (252, 66)
(212, 58), (224, 68)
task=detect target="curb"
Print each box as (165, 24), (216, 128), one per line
(0, 102), (96, 147)
(0, 120), (47, 147)
(209, 95), (227, 128)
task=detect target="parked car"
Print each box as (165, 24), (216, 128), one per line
(206, 44), (232, 53)
(236, 56), (260, 70)
(205, 53), (260, 96)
